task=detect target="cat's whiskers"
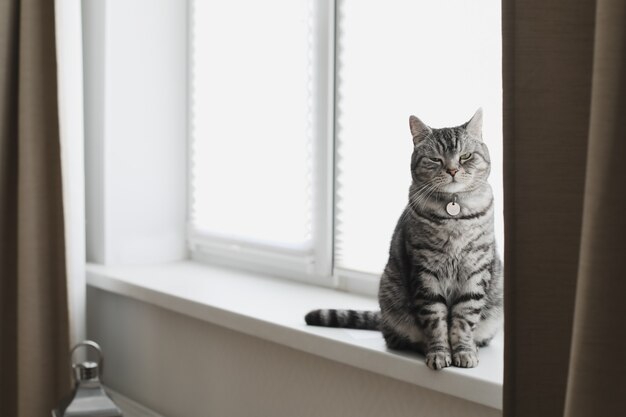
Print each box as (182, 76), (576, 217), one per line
(410, 182), (440, 213)
(418, 181), (445, 211)
(422, 183), (442, 210)
(408, 180), (437, 204)
(400, 181), (437, 223)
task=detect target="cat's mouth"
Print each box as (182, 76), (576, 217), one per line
(442, 180), (466, 193)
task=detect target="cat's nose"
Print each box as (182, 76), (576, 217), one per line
(446, 168), (459, 177)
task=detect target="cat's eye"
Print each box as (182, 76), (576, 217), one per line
(460, 153), (473, 161)
(428, 157), (442, 164)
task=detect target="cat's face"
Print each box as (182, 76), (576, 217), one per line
(409, 109), (491, 194)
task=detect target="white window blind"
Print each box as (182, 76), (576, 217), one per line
(191, 0), (315, 253)
(335, 0), (503, 276)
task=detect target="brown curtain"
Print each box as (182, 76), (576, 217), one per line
(503, 0), (626, 416)
(0, 0), (71, 416)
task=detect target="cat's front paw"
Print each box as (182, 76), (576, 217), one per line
(425, 351), (452, 370)
(452, 350), (479, 368)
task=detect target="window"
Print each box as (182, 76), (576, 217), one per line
(190, 0), (502, 294)
(335, 0), (503, 280)
(191, 0), (313, 252)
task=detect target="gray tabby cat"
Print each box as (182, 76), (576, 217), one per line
(305, 109), (503, 370)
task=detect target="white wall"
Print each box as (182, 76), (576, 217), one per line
(87, 287), (500, 417)
(83, 0), (187, 265)
(57, 0), (87, 346)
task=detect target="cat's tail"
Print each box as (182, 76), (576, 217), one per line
(304, 309), (381, 330)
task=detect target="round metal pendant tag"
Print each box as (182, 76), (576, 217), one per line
(446, 202), (461, 216)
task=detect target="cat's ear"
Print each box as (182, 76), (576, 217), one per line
(409, 115), (431, 145)
(464, 108), (483, 140)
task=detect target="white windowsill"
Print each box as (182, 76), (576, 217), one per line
(86, 261), (503, 410)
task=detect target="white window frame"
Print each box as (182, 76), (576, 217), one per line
(188, 0), (427, 296)
(189, 0), (355, 290)
(84, 0), (498, 298)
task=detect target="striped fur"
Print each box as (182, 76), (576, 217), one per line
(305, 109), (503, 370)
(305, 309), (380, 330)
